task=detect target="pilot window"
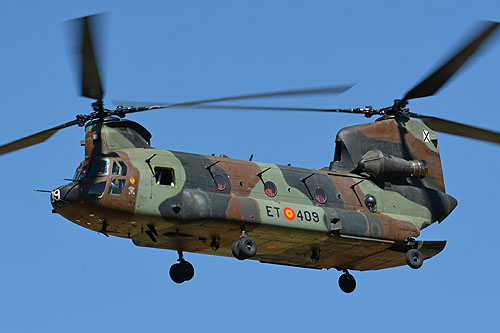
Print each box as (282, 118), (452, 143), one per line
(154, 167), (175, 186)
(84, 159), (109, 178)
(94, 159), (109, 175)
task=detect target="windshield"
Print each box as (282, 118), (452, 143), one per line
(78, 159), (109, 180)
(73, 166), (82, 180)
(91, 159), (109, 176)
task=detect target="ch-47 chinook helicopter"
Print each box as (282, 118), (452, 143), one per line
(2, 15), (500, 293)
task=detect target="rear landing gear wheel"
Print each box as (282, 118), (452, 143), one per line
(169, 263), (184, 284)
(169, 260), (195, 283)
(406, 248), (423, 269)
(169, 250), (195, 284)
(178, 260), (195, 281)
(338, 272), (356, 293)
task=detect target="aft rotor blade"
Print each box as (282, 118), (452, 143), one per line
(403, 20), (499, 101)
(117, 84), (354, 114)
(0, 120), (79, 155)
(69, 14), (106, 101)
(411, 113), (500, 144)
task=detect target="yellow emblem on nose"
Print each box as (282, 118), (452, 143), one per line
(130, 177), (136, 184)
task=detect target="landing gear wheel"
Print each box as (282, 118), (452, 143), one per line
(169, 259), (195, 283)
(232, 237), (257, 260)
(178, 260), (195, 281)
(338, 272), (356, 293)
(238, 237), (257, 258)
(232, 240), (246, 260)
(406, 248), (423, 269)
(169, 263), (184, 284)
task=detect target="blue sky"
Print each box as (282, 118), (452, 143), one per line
(1, 1), (500, 332)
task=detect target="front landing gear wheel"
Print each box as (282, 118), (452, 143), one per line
(239, 237), (257, 258)
(169, 260), (195, 283)
(232, 240), (246, 260)
(406, 249), (423, 269)
(232, 237), (257, 260)
(232, 227), (258, 260)
(338, 272), (356, 293)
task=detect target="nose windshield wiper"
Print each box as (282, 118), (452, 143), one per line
(63, 178), (81, 182)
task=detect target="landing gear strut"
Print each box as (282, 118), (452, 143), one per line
(338, 270), (356, 293)
(169, 250), (195, 284)
(232, 227), (257, 260)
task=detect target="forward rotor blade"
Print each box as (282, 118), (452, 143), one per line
(403, 20), (499, 101)
(137, 103), (368, 115)
(411, 113), (500, 144)
(116, 84), (354, 114)
(71, 14), (106, 101)
(0, 120), (79, 155)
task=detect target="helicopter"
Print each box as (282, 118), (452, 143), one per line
(1, 15), (500, 293)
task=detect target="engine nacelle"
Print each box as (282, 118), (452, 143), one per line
(358, 149), (428, 180)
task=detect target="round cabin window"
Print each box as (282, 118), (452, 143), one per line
(365, 194), (377, 211)
(264, 181), (277, 197)
(214, 175), (227, 191)
(314, 187), (327, 204)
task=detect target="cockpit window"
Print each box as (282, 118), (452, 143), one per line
(77, 160), (109, 180)
(73, 166), (82, 180)
(108, 179), (125, 195)
(88, 181), (107, 196)
(78, 164), (89, 180)
(82, 159), (109, 178)
(119, 161), (128, 176)
(112, 162), (120, 175)
(94, 160), (109, 175)
(110, 160), (128, 177)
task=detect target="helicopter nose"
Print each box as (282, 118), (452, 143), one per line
(51, 182), (79, 210)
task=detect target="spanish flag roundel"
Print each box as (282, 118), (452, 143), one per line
(284, 207), (295, 221)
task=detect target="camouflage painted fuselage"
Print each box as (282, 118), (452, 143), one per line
(52, 117), (457, 271)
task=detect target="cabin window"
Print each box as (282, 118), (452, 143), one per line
(108, 179), (126, 195)
(264, 181), (277, 197)
(314, 187), (327, 204)
(88, 181), (107, 196)
(154, 167), (175, 186)
(214, 175), (227, 191)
